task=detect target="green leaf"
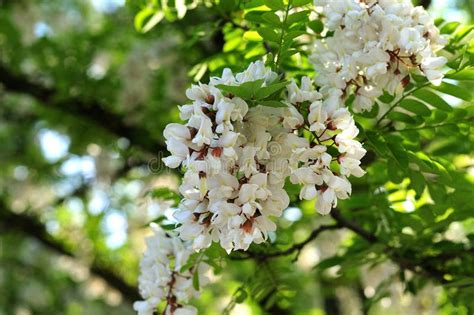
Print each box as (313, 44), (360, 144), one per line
(432, 110), (448, 123)
(409, 172), (425, 197)
(293, 0), (312, 6)
(280, 48), (298, 60)
(412, 89), (452, 112)
(379, 92), (395, 104)
(161, 223), (177, 230)
(366, 132), (389, 156)
(192, 270), (200, 290)
(202, 258), (222, 274)
(243, 0), (265, 9)
(385, 136), (408, 168)
(434, 82), (472, 102)
(445, 68), (474, 81)
(179, 254), (198, 273)
(356, 102), (379, 118)
(434, 17), (445, 27)
(262, 12), (281, 26)
(150, 187), (180, 206)
(265, 0), (285, 10)
(259, 100), (288, 108)
(315, 256), (343, 270)
(387, 157), (404, 184)
(286, 11), (310, 25)
(399, 99), (431, 116)
(219, 0), (236, 12)
(387, 112), (417, 125)
(217, 79), (265, 99)
(428, 184), (447, 204)
(443, 278), (474, 288)
(135, 8), (165, 33)
(257, 27), (280, 43)
(244, 11), (266, 23)
(255, 81), (289, 99)
(235, 288), (248, 303)
(284, 179), (300, 201)
(453, 25), (474, 43)
(134, 7), (152, 31)
(284, 30), (306, 40)
(452, 107), (468, 119)
(151, 216), (166, 224)
(308, 20), (324, 33)
(440, 21), (460, 34)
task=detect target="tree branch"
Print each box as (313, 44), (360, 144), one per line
(0, 201), (140, 303)
(330, 209), (377, 243)
(0, 63), (164, 154)
(230, 224), (340, 260)
(330, 209), (449, 283)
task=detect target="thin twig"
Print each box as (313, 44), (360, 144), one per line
(384, 117), (474, 133)
(229, 224), (340, 260)
(375, 83), (430, 128)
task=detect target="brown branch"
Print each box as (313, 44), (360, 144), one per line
(330, 209), (377, 243)
(230, 224), (340, 260)
(0, 201), (140, 303)
(330, 209), (450, 283)
(230, 206), (464, 287)
(0, 63), (164, 154)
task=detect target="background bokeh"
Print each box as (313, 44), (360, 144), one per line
(0, 1), (473, 315)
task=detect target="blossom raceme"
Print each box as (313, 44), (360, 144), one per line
(162, 61), (367, 253)
(285, 77), (366, 215)
(163, 61), (293, 253)
(134, 224), (209, 315)
(311, 0), (447, 112)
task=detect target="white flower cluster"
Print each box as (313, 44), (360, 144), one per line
(163, 61), (291, 253)
(162, 61), (367, 252)
(285, 77), (366, 215)
(311, 0), (447, 112)
(134, 224), (209, 315)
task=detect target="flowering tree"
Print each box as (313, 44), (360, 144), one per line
(132, 0), (474, 314)
(0, 0), (473, 315)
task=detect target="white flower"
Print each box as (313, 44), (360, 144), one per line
(163, 138), (189, 168)
(353, 85), (382, 113)
(192, 116), (213, 147)
(282, 105), (304, 129)
(311, 0), (447, 112)
(215, 99), (235, 132)
(133, 301), (155, 315)
(174, 306), (198, 315)
(235, 60), (278, 84)
(308, 101), (328, 133)
(287, 76), (322, 104)
(421, 56), (447, 86)
(399, 27), (425, 53)
(315, 188), (336, 215)
(237, 145), (258, 178)
(287, 86), (366, 215)
(134, 224), (209, 315)
(164, 123), (191, 141)
(314, 171), (352, 214)
(339, 156), (366, 177)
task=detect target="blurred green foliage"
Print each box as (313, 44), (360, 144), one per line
(0, 0), (473, 315)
